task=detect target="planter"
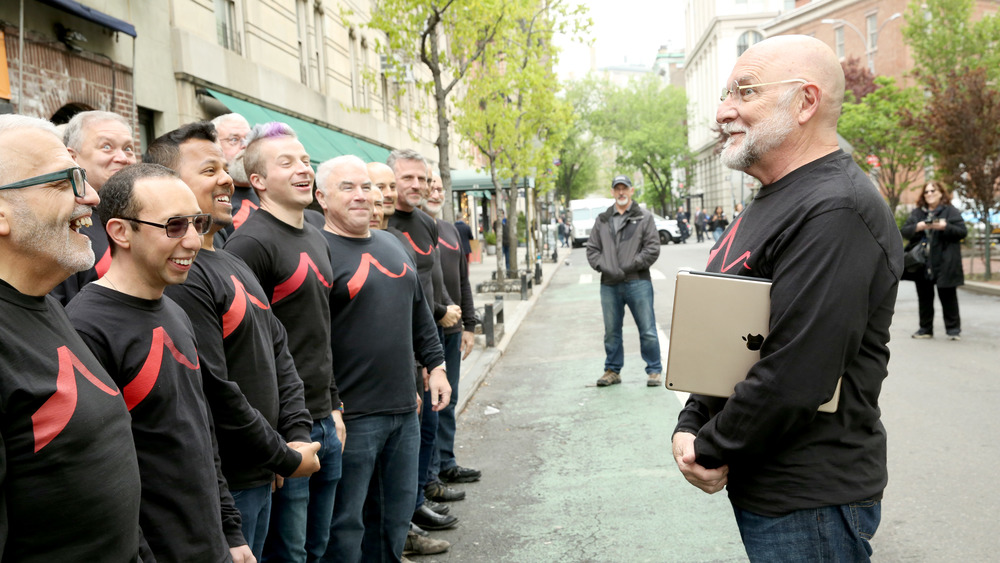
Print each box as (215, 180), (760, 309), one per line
(486, 244), (496, 256)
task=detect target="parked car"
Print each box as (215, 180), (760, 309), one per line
(653, 214), (682, 245)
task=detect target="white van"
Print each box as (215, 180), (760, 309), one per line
(569, 198), (614, 247)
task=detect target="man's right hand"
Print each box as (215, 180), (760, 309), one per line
(288, 441), (322, 478)
(439, 305), (461, 328)
(671, 432), (728, 494)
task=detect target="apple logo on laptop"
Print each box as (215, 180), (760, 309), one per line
(742, 333), (764, 351)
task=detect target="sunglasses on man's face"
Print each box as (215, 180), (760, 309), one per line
(121, 214), (213, 238)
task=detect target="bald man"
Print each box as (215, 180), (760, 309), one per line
(671, 36), (902, 561)
(367, 161), (397, 229)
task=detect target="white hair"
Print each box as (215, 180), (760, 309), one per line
(211, 113), (251, 130)
(0, 115), (61, 184)
(63, 110), (130, 151)
(316, 155), (368, 193)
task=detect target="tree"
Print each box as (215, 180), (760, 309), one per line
(838, 76), (925, 212)
(553, 78), (601, 207)
(903, 0), (1000, 85)
(366, 0), (507, 221)
(588, 73), (690, 216)
(905, 66), (1000, 279)
(453, 0), (580, 281)
(842, 56), (877, 102)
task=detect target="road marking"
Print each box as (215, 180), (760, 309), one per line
(657, 325), (689, 404)
(580, 273), (593, 284)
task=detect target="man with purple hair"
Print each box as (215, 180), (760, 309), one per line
(225, 122), (342, 562)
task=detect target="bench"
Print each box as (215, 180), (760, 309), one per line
(483, 296), (505, 347)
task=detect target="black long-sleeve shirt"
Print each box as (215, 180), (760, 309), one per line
(164, 248), (312, 490)
(437, 219), (476, 335)
(322, 230), (445, 420)
(225, 210), (339, 418)
(389, 208), (449, 321)
(674, 150), (903, 516)
(0, 279), (141, 562)
(68, 285), (238, 561)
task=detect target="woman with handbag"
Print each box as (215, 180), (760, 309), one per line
(710, 206), (729, 241)
(900, 181), (967, 340)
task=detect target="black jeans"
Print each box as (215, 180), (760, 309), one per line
(914, 279), (961, 335)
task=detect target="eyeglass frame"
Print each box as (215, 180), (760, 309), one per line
(720, 79), (808, 103)
(0, 166), (89, 198)
(220, 135), (246, 148)
(119, 213), (214, 238)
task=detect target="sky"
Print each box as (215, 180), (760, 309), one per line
(553, 0), (688, 80)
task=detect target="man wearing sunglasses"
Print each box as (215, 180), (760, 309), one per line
(50, 110), (138, 306)
(225, 122), (343, 561)
(66, 163), (254, 563)
(0, 114), (143, 561)
(671, 36), (902, 561)
(148, 122), (322, 561)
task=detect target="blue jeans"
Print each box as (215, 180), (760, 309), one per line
(415, 386), (438, 510)
(232, 483), (273, 561)
(265, 415), (342, 562)
(324, 412), (419, 563)
(430, 331), (463, 477)
(600, 280), (662, 375)
(733, 500), (881, 562)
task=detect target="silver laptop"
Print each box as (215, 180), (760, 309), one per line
(665, 270), (840, 413)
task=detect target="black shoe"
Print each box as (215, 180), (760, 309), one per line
(425, 480), (466, 502)
(412, 504), (458, 530)
(424, 498), (450, 515)
(409, 522), (429, 537)
(439, 465), (482, 483)
(912, 329), (933, 339)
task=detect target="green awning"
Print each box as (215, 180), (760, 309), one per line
(207, 89), (391, 164)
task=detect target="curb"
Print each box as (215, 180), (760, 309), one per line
(456, 258), (564, 415)
(960, 281), (1000, 297)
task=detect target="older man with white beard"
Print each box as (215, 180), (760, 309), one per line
(671, 35), (902, 562)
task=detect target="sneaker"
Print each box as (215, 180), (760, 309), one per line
(439, 465), (481, 483)
(912, 330), (933, 339)
(596, 370), (621, 387)
(404, 531), (451, 555)
(948, 333), (962, 341)
(425, 480), (466, 502)
(646, 373), (661, 387)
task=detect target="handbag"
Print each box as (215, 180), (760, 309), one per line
(903, 240), (927, 273)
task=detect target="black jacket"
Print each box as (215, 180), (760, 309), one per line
(585, 202), (660, 285)
(900, 204), (966, 287)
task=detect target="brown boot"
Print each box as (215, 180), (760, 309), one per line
(596, 370), (621, 387)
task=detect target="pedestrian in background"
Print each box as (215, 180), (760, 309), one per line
(586, 174), (663, 388)
(672, 35), (902, 562)
(676, 206), (691, 243)
(710, 205), (728, 241)
(900, 181), (966, 340)
(694, 207), (707, 242)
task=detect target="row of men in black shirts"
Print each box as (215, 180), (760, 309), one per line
(0, 110), (479, 563)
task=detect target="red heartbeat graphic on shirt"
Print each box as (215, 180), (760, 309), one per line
(707, 216), (752, 273)
(438, 236), (459, 251)
(232, 200), (260, 230)
(403, 233), (433, 255)
(222, 275), (271, 338)
(122, 327), (200, 411)
(31, 346), (120, 453)
(347, 253), (413, 299)
(272, 252), (333, 304)
(95, 247), (111, 278)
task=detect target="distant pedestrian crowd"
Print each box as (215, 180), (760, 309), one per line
(0, 110), (482, 562)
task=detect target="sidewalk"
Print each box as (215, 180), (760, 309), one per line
(453, 244), (568, 414)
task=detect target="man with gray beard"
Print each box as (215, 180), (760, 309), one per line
(671, 35), (902, 562)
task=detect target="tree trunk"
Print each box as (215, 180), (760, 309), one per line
(428, 20), (456, 222)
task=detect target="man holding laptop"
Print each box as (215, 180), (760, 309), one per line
(670, 35), (902, 561)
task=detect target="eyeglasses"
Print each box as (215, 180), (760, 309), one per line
(720, 79), (808, 102)
(221, 136), (245, 148)
(121, 214), (213, 238)
(0, 166), (89, 198)
(924, 189), (938, 194)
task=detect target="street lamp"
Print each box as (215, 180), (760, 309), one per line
(821, 12), (902, 74)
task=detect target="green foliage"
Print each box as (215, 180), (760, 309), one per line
(585, 73), (691, 215)
(838, 76), (925, 212)
(553, 78), (600, 206)
(903, 0), (1000, 84)
(484, 230), (497, 245)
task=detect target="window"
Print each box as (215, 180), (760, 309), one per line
(315, 5), (327, 94)
(736, 31), (763, 56)
(214, 0), (241, 54)
(866, 14), (878, 53)
(349, 29), (360, 107)
(296, 0), (309, 85)
(137, 107), (157, 156)
(835, 27), (845, 58)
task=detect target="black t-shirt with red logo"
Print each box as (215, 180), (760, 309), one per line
(49, 217), (112, 306)
(225, 209), (339, 419)
(67, 284), (238, 561)
(163, 248), (313, 490)
(0, 279), (141, 562)
(388, 208), (449, 320)
(321, 230), (444, 420)
(436, 219), (475, 335)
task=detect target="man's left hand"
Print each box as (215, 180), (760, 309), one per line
(427, 367), (452, 411)
(230, 545), (256, 563)
(672, 431), (728, 494)
(461, 330), (475, 360)
(331, 410), (346, 453)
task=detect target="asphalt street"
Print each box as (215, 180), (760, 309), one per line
(416, 239), (1000, 563)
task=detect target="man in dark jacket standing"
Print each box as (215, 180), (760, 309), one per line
(585, 174), (662, 388)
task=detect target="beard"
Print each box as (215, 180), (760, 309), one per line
(11, 199), (95, 274)
(720, 90), (798, 171)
